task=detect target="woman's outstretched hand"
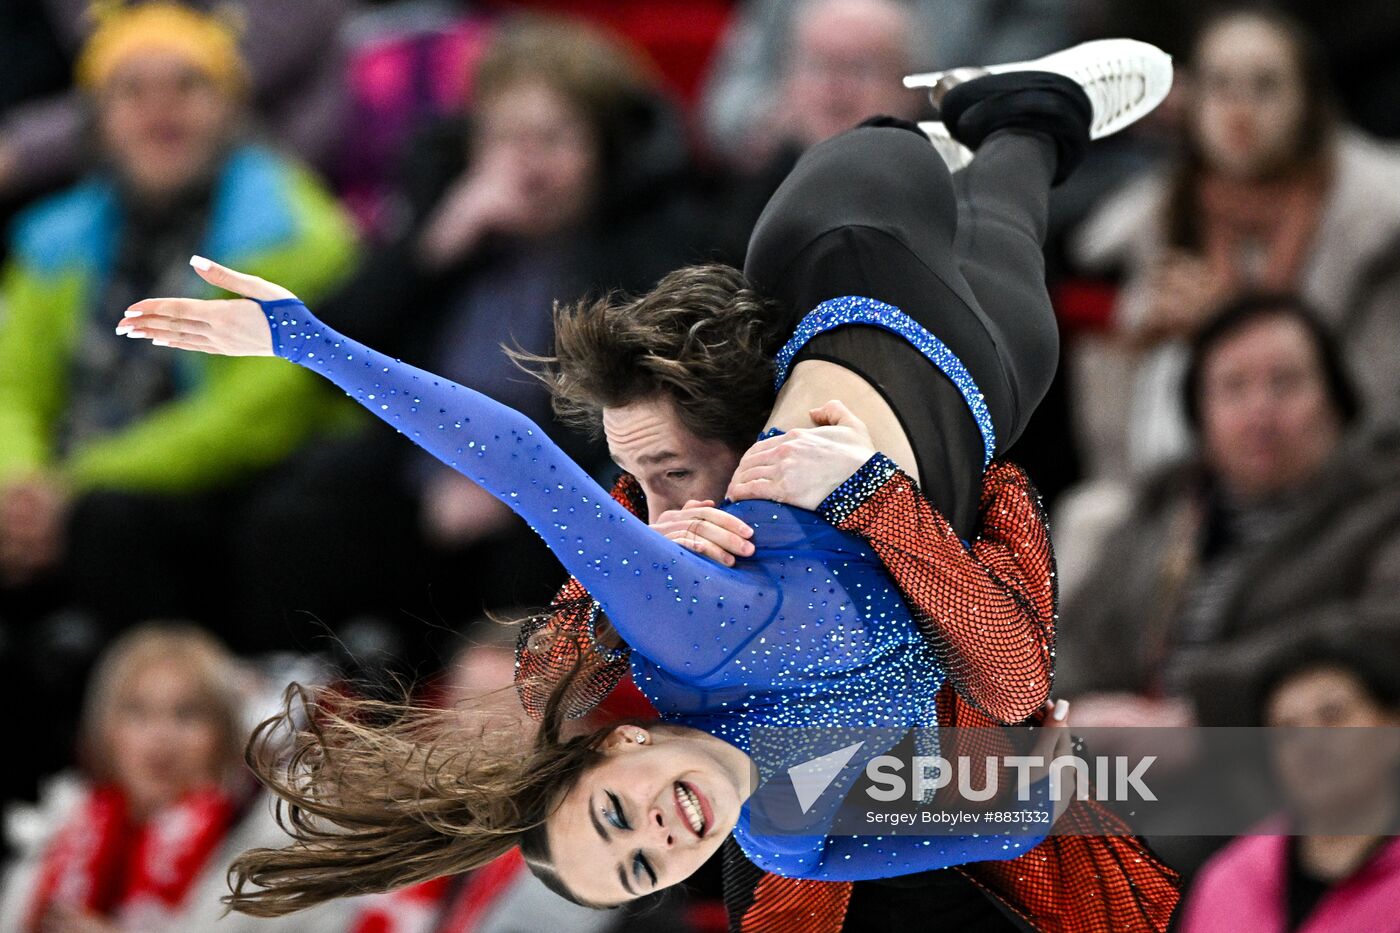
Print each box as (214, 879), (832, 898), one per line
(726, 400), (877, 509)
(114, 256), (295, 356)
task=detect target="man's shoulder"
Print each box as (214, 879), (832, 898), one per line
(206, 144), (351, 262)
(10, 177), (118, 277)
(1320, 425), (1400, 509)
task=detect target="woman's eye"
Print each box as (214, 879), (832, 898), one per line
(665, 470), (691, 480)
(636, 853), (658, 887)
(607, 791), (629, 830)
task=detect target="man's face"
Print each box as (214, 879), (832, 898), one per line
(1199, 314), (1342, 501)
(602, 398), (743, 522)
(783, 0), (916, 148)
(97, 52), (235, 198)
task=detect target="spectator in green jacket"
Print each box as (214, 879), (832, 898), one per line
(0, 4), (357, 641)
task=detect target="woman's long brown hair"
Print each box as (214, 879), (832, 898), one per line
(225, 664), (622, 916)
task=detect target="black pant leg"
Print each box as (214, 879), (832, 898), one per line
(950, 131), (1062, 452)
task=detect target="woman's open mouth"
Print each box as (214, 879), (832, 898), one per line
(673, 781), (712, 838)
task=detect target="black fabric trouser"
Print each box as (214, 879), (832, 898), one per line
(745, 126), (1060, 537)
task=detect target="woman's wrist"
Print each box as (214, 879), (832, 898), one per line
(816, 453), (899, 526)
(257, 297), (310, 361)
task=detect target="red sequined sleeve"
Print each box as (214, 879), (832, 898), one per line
(514, 474), (644, 721)
(818, 454), (1056, 724)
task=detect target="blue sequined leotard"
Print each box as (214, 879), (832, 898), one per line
(260, 298), (1046, 880)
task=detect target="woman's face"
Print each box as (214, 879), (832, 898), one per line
(97, 52), (236, 198)
(546, 725), (749, 905)
(1266, 666), (1400, 817)
(1193, 16), (1308, 179)
(107, 660), (225, 817)
(475, 80), (601, 238)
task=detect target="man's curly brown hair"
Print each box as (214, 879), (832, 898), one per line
(522, 264), (785, 452)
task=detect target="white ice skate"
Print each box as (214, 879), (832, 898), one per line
(905, 38), (1174, 141)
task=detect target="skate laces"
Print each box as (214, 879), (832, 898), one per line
(1071, 57), (1147, 133)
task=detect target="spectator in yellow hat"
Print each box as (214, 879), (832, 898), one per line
(0, 0), (352, 200)
(0, 3), (360, 791)
(78, 2), (249, 201)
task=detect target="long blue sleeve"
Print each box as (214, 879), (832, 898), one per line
(260, 298), (786, 679)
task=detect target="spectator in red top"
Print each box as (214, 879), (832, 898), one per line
(0, 624), (359, 931)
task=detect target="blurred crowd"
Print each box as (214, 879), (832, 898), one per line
(1, 1), (1399, 930)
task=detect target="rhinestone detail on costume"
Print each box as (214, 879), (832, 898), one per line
(774, 296), (996, 466)
(818, 453), (901, 527)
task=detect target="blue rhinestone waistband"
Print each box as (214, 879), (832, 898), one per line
(773, 295), (996, 466)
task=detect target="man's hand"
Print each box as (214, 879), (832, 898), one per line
(0, 476), (70, 585)
(651, 500), (754, 567)
(726, 400), (877, 509)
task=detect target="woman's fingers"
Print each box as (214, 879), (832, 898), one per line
(659, 518), (748, 565)
(118, 296), (274, 356)
(189, 255), (296, 301)
(1027, 700), (1077, 818)
(685, 513), (755, 556)
(124, 296), (225, 322)
(145, 335), (222, 355)
(654, 505), (753, 539)
(117, 315), (214, 340)
(122, 329), (215, 350)
(652, 505), (756, 564)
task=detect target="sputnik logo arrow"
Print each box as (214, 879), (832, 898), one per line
(787, 741), (866, 814)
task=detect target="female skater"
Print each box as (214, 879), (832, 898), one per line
(114, 41), (1176, 922)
